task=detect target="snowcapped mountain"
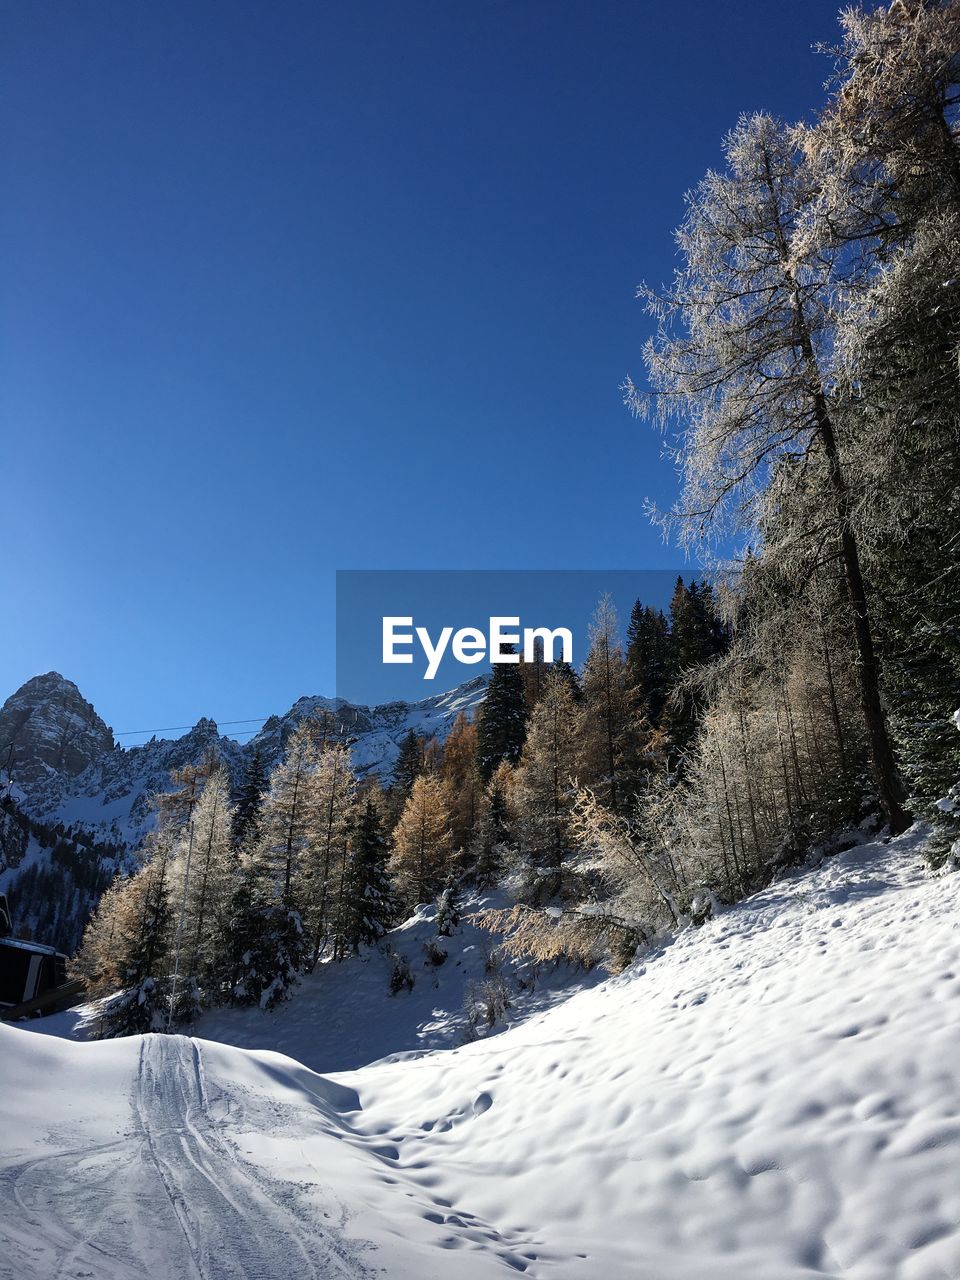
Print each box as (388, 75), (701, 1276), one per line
(0, 671), (114, 788)
(0, 671), (488, 855)
(0, 671), (486, 951)
(250, 676), (489, 783)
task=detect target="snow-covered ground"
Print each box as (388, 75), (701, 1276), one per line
(192, 894), (606, 1072)
(35, 892), (606, 1068)
(3, 826), (959, 1279)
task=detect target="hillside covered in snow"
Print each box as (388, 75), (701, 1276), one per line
(4, 823), (958, 1279)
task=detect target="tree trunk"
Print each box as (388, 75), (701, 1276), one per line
(816, 402), (910, 833)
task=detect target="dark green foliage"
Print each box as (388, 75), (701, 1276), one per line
(99, 976), (166, 1037)
(343, 797), (397, 950)
(435, 878), (463, 937)
(230, 872), (306, 1009)
(390, 730), (426, 808)
(232, 747), (268, 849)
(388, 950), (414, 995)
(668, 578), (727, 671)
(476, 659), (528, 781)
(872, 463), (960, 836)
(0, 791), (124, 955)
(626, 602), (672, 723)
(664, 578), (729, 760)
(97, 865), (173, 1036)
(471, 778), (511, 887)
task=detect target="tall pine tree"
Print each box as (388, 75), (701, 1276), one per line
(476, 657), (528, 781)
(342, 796), (397, 952)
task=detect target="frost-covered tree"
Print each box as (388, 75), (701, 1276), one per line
(807, 0), (960, 252)
(434, 878), (463, 937)
(166, 767), (237, 1017)
(803, 1), (960, 819)
(229, 720), (327, 1000)
(303, 741), (356, 963)
(628, 113), (909, 832)
(73, 830), (174, 1035)
(578, 595), (650, 813)
(253, 719), (319, 907)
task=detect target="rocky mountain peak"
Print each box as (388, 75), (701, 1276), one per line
(0, 671), (115, 786)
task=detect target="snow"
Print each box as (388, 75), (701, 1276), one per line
(42, 893), (605, 1067)
(195, 896), (604, 1071)
(3, 825), (960, 1279)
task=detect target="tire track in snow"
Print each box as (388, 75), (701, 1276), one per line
(1, 1124), (188, 1280)
(132, 1034), (371, 1280)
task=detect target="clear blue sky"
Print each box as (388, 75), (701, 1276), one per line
(1, 0), (844, 740)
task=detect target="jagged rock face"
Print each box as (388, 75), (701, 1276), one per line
(248, 676), (489, 779)
(0, 796), (30, 876)
(0, 673), (115, 786)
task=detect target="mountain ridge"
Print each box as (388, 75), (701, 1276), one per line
(1, 670), (488, 847)
(0, 669), (488, 952)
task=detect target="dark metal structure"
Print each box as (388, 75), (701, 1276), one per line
(0, 892), (78, 1019)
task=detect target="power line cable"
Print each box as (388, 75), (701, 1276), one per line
(114, 716), (272, 737)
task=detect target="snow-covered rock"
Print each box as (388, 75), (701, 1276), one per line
(0, 672), (114, 787)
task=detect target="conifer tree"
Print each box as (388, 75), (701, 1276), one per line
(470, 765), (513, 887)
(476, 654), (529, 781)
(305, 741), (356, 963)
(578, 595), (648, 814)
(233, 720), (321, 998)
(630, 113), (910, 831)
(342, 795), (397, 951)
(626, 600), (672, 724)
(167, 767), (237, 1015)
(435, 877), (463, 937)
(74, 835), (173, 1035)
(439, 711), (481, 853)
(804, 0), (960, 821)
(389, 774), (453, 907)
(254, 719), (319, 907)
(664, 579), (728, 759)
(232, 747), (268, 849)
(513, 666), (581, 894)
(229, 886), (305, 1009)
(392, 730), (425, 799)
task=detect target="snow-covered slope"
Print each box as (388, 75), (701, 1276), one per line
(41, 889), (606, 1067)
(197, 894), (607, 1071)
(4, 826), (959, 1279)
(250, 675), (488, 781)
